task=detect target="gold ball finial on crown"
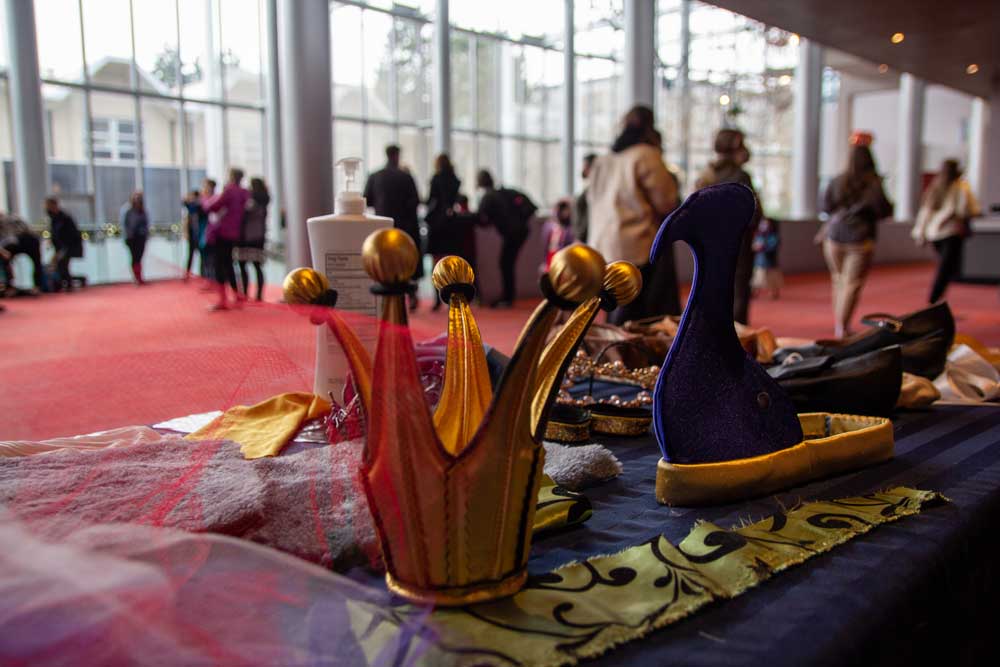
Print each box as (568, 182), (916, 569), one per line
(603, 261), (643, 306)
(432, 256), (475, 291)
(283, 267), (329, 305)
(546, 244), (606, 304)
(362, 228), (419, 285)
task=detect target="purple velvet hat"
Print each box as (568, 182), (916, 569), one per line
(650, 183), (803, 464)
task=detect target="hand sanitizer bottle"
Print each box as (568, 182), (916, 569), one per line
(307, 157), (392, 402)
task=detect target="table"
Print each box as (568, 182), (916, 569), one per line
(518, 404), (1000, 666)
(6, 403), (999, 665)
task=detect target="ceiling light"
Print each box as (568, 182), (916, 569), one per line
(719, 94), (731, 106)
(890, 32), (904, 44)
(788, 34), (800, 46)
(878, 63), (889, 74)
(966, 63), (980, 75)
(778, 74), (792, 86)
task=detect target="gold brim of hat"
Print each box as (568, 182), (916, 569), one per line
(591, 410), (651, 437)
(386, 568), (527, 607)
(656, 413), (894, 506)
(544, 418), (592, 443)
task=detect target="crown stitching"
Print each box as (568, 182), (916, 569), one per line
(515, 446), (545, 570)
(397, 410), (432, 587)
(460, 466), (472, 585)
(444, 467), (453, 584)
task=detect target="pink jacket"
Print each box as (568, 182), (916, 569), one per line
(204, 183), (250, 243)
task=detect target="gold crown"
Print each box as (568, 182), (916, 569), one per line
(284, 231), (641, 605)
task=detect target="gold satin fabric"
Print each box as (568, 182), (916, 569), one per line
(187, 392), (331, 459)
(656, 412), (894, 506)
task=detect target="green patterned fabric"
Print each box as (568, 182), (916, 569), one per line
(349, 487), (945, 666)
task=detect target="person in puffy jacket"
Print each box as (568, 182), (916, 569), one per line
(203, 167), (250, 311)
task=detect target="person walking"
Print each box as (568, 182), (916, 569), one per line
(751, 217), (782, 299)
(912, 159), (980, 304)
(198, 178), (218, 288)
(425, 154), (462, 311)
(203, 168), (249, 311)
(237, 177), (269, 302)
(586, 105), (680, 324)
(818, 145), (893, 337)
(542, 199), (575, 271)
(363, 145), (422, 310)
(695, 128), (758, 324)
(45, 197), (83, 292)
(183, 189), (207, 281)
(476, 169), (537, 309)
(572, 153), (597, 244)
(121, 191), (149, 285)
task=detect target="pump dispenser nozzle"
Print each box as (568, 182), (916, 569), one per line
(336, 157), (366, 215)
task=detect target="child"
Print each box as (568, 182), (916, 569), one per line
(541, 199), (575, 272)
(751, 217), (782, 299)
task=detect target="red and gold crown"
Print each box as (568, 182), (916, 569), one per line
(284, 230), (640, 605)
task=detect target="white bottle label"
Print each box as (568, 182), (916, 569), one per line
(308, 214), (391, 403)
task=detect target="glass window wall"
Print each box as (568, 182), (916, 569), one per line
(28, 0), (268, 231)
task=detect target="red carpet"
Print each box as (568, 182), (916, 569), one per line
(2, 262), (997, 440)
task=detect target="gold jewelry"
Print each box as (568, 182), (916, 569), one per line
(565, 349), (660, 390)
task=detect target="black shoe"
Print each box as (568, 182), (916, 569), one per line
(774, 302), (954, 379)
(769, 346), (903, 417)
(490, 299), (513, 309)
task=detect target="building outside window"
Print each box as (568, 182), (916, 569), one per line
(331, 2), (434, 197)
(657, 0), (797, 217)
(90, 117), (138, 161)
(2, 0), (270, 229)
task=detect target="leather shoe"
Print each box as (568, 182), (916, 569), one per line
(774, 302), (954, 379)
(769, 346), (903, 417)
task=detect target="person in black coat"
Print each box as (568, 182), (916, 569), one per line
(425, 153), (462, 310)
(476, 170), (536, 309)
(363, 145), (422, 310)
(45, 197), (83, 292)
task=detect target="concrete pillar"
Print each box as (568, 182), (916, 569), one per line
(791, 39), (823, 219)
(895, 73), (926, 222)
(499, 41), (518, 186)
(433, 0), (451, 155)
(833, 76), (856, 175)
(562, 0), (575, 195)
(264, 0), (284, 246)
(678, 0), (691, 177)
(278, 0), (333, 269)
(3, 0), (48, 224)
(983, 97), (1000, 213)
(967, 96), (1000, 213)
(203, 0), (226, 181)
(624, 0), (656, 108)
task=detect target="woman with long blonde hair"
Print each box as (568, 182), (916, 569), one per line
(912, 159), (980, 303)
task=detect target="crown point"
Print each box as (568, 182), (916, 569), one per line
(547, 244), (605, 304)
(603, 261), (643, 306)
(362, 228), (419, 285)
(283, 267), (329, 305)
(432, 255), (475, 291)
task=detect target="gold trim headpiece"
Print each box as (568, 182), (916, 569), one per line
(284, 235), (641, 605)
